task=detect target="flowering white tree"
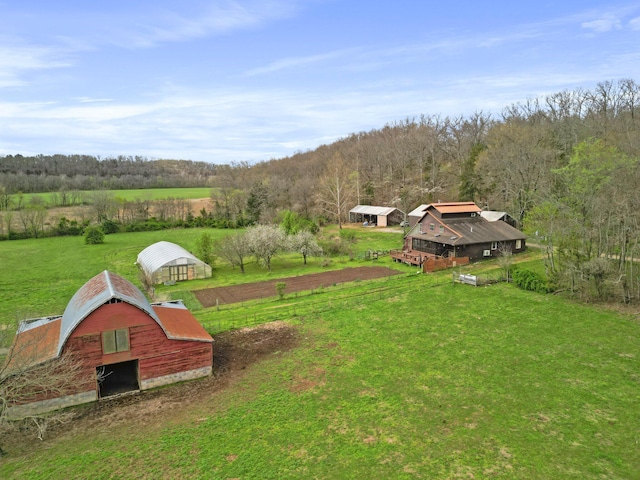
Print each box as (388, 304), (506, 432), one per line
(246, 224), (285, 271)
(287, 230), (323, 265)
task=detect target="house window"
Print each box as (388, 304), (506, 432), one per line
(491, 241), (498, 250)
(439, 225), (444, 234)
(102, 328), (130, 354)
(516, 239), (522, 249)
(429, 223), (435, 231)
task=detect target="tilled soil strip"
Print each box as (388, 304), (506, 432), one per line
(193, 266), (402, 307)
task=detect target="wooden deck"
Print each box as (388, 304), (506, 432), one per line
(389, 249), (430, 266)
(390, 249), (470, 272)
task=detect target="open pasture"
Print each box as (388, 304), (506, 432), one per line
(1, 279), (638, 478)
(0, 229), (637, 478)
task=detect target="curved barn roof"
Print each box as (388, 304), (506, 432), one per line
(58, 270), (161, 355)
(137, 241), (203, 275)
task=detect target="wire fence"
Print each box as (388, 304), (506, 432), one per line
(200, 271), (460, 335)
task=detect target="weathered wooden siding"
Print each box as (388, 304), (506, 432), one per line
(63, 302), (212, 395)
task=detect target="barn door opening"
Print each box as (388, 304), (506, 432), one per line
(97, 360), (140, 398)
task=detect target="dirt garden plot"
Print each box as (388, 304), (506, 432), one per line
(194, 266), (402, 307)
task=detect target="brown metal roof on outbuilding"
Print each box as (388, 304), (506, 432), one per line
(431, 202), (482, 214)
(152, 302), (213, 343)
(4, 317), (61, 373)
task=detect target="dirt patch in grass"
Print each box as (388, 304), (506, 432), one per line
(194, 266), (402, 307)
(2, 321), (298, 456)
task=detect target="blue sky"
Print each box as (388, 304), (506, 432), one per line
(1, 1), (639, 164)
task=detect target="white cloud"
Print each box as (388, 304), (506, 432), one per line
(581, 14), (623, 32)
(244, 48), (359, 76)
(0, 43), (71, 87)
(87, 0), (302, 49)
(629, 16), (640, 30)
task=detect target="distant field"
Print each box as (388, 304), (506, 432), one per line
(18, 187), (212, 205)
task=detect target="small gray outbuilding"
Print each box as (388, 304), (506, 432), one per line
(136, 241), (212, 284)
(349, 205), (404, 227)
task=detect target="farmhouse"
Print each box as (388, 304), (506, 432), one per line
(137, 241), (212, 284)
(5, 270), (213, 416)
(391, 201), (526, 268)
(349, 205), (404, 227)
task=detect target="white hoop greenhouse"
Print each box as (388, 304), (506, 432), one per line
(137, 241), (212, 284)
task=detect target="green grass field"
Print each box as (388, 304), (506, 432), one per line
(18, 187), (212, 206)
(0, 225), (405, 330)
(0, 229), (638, 478)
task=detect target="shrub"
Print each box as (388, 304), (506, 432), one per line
(512, 267), (548, 293)
(101, 219), (120, 234)
(275, 282), (286, 300)
(84, 226), (105, 245)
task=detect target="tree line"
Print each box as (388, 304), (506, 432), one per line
(0, 155), (217, 194)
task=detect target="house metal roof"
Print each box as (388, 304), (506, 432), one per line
(137, 241), (204, 276)
(411, 217), (525, 246)
(58, 270), (161, 355)
(480, 211), (508, 222)
(349, 205), (398, 216)
(408, 204), (429, 217)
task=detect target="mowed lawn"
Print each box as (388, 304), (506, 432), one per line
(1, 279), (639, 479)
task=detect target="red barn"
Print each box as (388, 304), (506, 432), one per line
(5, 270), (213, 415)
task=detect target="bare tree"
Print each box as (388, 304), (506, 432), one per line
(17, 199), (48, 238)
(317, 153), (354, 229)
(216, 231), (250, 273)
(0, 322), (83, 454)
(496, 244), (514, 282)
(90, 190), (117, 222)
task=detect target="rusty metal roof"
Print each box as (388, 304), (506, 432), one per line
(58, 270), (161, 355)
(431, 202), (482, 214)
(3, 317), (61, 373)
(152, 301), (213, 342)
(137, 241), (204, 276)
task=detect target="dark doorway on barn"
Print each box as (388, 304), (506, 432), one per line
(97, 360), (140, 398)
